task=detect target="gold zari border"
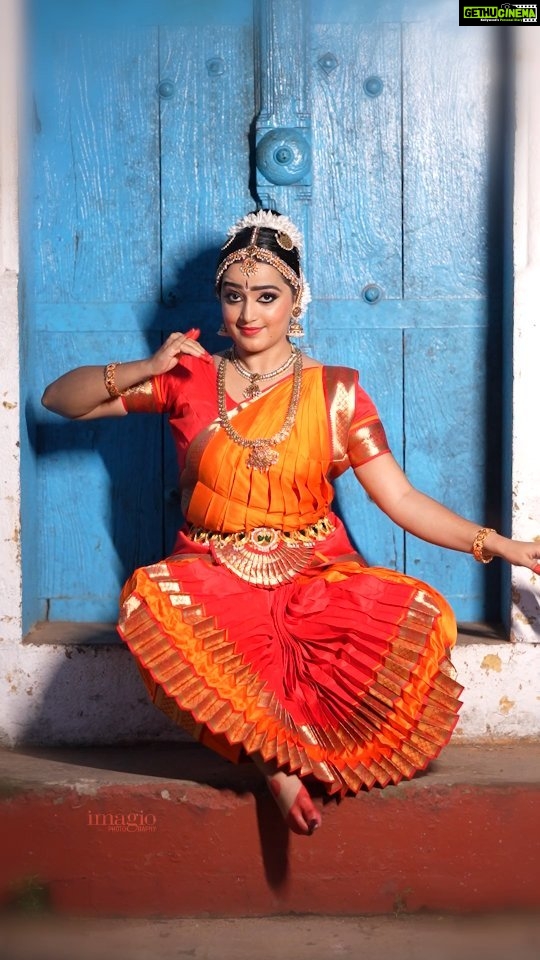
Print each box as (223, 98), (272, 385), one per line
(120, 379), (158, 413)
(119, 559), (463, 798)
(348, 420), (389, 468)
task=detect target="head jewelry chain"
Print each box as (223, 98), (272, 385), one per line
(215, 210), (312, 320)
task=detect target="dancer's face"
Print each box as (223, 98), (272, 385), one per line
(220, 262), (295, 354)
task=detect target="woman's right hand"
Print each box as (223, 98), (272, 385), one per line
(149, 329), (212, 375)
(42, 328), (212, 420)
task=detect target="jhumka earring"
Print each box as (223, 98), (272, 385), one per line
(287, 304), (304, 338)
(217, 323), (229, 337)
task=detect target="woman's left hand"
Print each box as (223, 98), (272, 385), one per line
(491, 535), (540, 573)
(354, 455), (540, 575)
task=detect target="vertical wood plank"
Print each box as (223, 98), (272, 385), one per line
(308, 13), (404, 572)
(403, 22), (493, 299)
(255, 0), (309, 127)
(27, 12), (165, 623)
(26, 4), (258, 625)
(254, 0), (311, 244)
(159, 22), (255, 304)
(35, 332), (162, 622)
(310, 21), (402, 300)
(404, 327), (489, 621)
(401, 23), (501, 620)
(31, 28), (161, 303)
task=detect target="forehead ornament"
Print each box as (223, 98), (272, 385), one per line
(216, 210), (312, 319)
(238, 235), (260, 277)
(239, 257), (259, 278)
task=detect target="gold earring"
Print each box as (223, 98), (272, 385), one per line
(287, 304), (304, 337)
(287, 318), (304, 337)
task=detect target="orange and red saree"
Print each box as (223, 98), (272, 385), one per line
(118, 358), (462, 796)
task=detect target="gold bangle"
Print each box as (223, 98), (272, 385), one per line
(104, 362), (121, 399)
(472, 527), (496, 564)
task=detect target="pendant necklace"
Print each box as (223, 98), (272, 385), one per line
(217, 348), (303, 472)
(230, 345), (297, 399)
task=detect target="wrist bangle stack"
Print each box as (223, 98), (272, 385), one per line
(472, 527), (496, 564)
(104, 362), (122, 399)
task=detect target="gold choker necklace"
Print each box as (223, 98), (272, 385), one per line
(230, 345), (297, 399)
(217, 348), (303, 472)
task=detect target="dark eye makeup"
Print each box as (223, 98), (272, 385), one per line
(223, 290), (279, 304)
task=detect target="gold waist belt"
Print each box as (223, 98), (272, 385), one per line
(187, 516), (335, 587)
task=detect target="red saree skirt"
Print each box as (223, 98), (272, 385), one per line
(118, 517), (462, 797)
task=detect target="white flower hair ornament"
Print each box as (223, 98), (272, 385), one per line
(222, 210), (312, 319)
(295, 272), (312, 320)
(226, 209), (305, 253)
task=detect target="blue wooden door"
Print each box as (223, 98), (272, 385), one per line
(301, 3), (502, 622)
(22, 0), (502, 630)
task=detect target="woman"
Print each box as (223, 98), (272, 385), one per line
(42, 209), (540, 836)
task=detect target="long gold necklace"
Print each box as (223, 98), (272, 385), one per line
(230, 345), (297, 399)
(217, 348), (303, 472)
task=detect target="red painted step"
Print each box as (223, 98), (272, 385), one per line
(1, 742), (539, 917)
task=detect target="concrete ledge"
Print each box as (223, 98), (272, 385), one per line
(1, 742), (539, 918)
(21, 621), (509, 647)
(4, 635), (539, 747)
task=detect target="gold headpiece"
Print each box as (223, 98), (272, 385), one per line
(215, 211), (312, 319)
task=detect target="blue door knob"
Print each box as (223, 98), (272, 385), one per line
(256, 128), (311, 185)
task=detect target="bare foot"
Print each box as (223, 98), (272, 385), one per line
(253, 757), (322, 835)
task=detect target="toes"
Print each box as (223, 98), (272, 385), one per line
(267, 772), (322, 836)
(286, 784), (322, 836)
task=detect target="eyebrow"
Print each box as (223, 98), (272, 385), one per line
(222, 281), (282, 291)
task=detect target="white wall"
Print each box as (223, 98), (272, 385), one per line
(510, 30), (540, 643)
(0, 0), (23, 650)
(0, 10), (538, 746)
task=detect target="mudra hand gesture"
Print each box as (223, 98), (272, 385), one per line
(149, 329), (212, 375)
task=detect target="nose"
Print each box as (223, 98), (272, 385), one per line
(239, 296), (257, 323)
